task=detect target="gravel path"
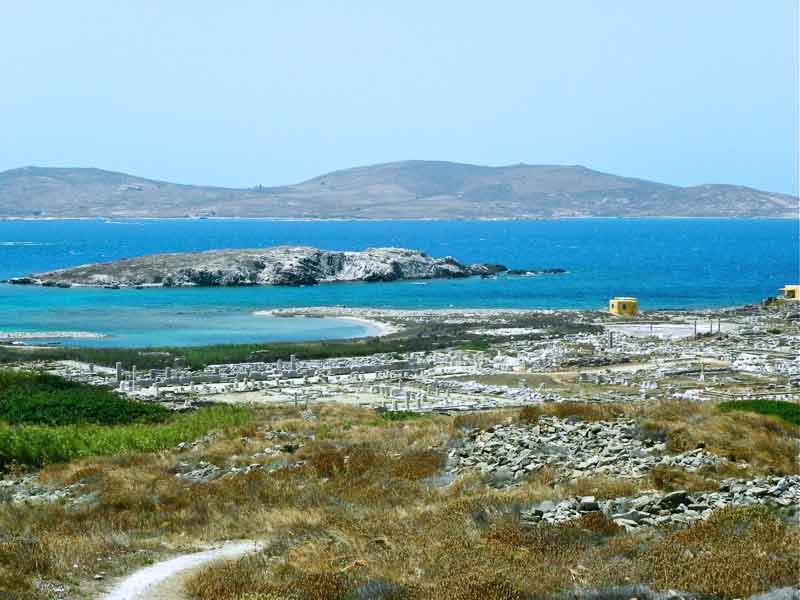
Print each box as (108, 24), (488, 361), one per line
(100, 540), (262, 600)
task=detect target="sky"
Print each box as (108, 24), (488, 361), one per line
(1, 1), (797, 194)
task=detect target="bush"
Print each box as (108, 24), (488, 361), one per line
(0, 406), (252, 469)
(547, 402), (620, 422)
(380, 410), (423, 422)
(459, 338), (491, 351)
(0, 370), (170, 426)
(718, 399), (800, 426)
(518, 405), (544, 423)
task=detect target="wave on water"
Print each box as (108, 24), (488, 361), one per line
(0, 241), (52, 246)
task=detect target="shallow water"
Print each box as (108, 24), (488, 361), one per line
(0, 219), (796, 346)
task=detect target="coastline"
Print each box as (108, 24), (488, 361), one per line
(1, 215), (797, 222)
(253, 310), (403, 338)
(264, 306), (577, 319)
(0, 331), (106, 340)
(332, 316), (402, 337)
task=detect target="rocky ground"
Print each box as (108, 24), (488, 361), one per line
(1, 302), (798, 599)
(522, 475), (800, 529)
(449, 416), (731, 483)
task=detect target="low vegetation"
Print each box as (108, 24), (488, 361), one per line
(0, 401), (797, 599)
(379, 410), (426, 422)
(718, 398), (800, 426)
(0, 405), (252, 470)
(0, 370), (170, 426)
(519, 402), (623, 423)
(637, 400), (799, 475)
(458, 338), (491, 351)
(0, 369), (252, 470)
(0, 339), (421, 371)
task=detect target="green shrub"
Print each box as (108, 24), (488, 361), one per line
(0, 405), (252, 469)
(459, 338), (491, 351)
(379, 410), (424, 422)
(0, 370), (170, 426)
(718, 399), (800, 426)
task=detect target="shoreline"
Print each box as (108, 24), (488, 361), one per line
(0, 331), (107, 340)
(260, 305), (749, 319)
(253, 310), (403, 338)
(0, 303), (771, 350)
(1, 215), (797, 222)
(333, 316), (403, 337)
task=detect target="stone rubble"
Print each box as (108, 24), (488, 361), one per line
(0, 428), (308, 503)
(0, 475), (85, 505)
(450, 417), (727, 482)
(425, 378), (564, 404)
(521, 475), (800, 529)
(174, 431), (221, 451)
(173, 456), (307, 482)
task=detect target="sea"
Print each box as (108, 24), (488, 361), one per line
(0, 219), (797, 347)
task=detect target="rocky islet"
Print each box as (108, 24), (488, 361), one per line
(7, 246), (518, 288)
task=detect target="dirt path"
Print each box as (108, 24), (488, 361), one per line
(100, 540), (262, 600)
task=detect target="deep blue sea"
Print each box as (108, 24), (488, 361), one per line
(1, 219), (797, 347)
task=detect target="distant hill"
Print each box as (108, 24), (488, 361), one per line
(0, 161), (796, 219)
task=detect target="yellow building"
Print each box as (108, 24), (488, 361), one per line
(609, 296), (639, 316)
(780, 285), (800, 300)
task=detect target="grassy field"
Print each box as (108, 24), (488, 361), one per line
(0, 400), (797, 599)
(0, 338), (419, 371)
(0, 368), (253, 470)
(718, 399), (800, 426)
(0, 370), (170, 426)
(0, 405), (252, 470)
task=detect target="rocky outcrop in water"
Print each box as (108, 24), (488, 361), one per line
(11, 246), (509, 288)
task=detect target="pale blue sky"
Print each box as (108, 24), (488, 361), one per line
(1, 1), (797, 194)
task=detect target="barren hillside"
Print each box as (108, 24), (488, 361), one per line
(1, 161), (796, 219)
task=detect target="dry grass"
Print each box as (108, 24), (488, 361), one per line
(2, 400), (798, 599)
(639, 506), (800, 597)
(518, 405), (545, 423)
(644, 465), (713, 493)
(542, 402), (625, 422)
(567, 475), (643, 500)
(637, 400), (800, 475)
(519, 402), (625, 424)
(188, 502), (799, 600)
(450, 410), (513, 433)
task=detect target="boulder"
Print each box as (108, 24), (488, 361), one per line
(656, 490), (689, 509)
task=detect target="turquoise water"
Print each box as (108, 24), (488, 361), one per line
(0, 219), (797, 347)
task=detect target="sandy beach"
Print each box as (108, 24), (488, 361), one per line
(330, 316), (402, 337)
(262, 306), (571, 319)
(253, 309), (403, 337)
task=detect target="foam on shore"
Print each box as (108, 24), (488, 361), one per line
(0, 331), (107, 340)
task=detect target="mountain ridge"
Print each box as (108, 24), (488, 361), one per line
(1, 161), (796, 219)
